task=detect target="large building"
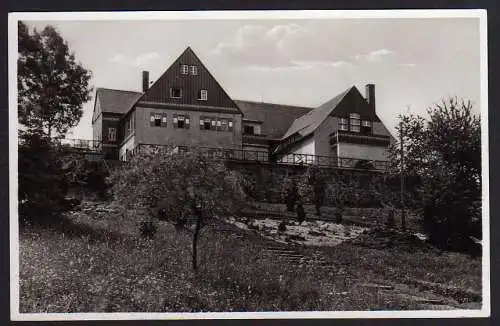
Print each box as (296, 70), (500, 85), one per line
(92, 47), (394, 168)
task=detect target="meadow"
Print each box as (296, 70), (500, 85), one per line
(19, 201), (482, 313)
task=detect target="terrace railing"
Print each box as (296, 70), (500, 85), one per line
(58, 138), (103, 152)
(66, 141), (388, 172)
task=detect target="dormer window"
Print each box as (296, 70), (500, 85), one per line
(190, 65), (198, 75)
(198, 89), (208, 101)
(180, 64), (188, 75)
(170, 88), (182, 98)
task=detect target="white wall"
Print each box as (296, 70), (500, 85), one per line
(279, 137), (316, 164)
(338, 143), (388, 162)
(119, 135), (135, 161)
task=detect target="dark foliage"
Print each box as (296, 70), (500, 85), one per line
(138, 220), (158, 238)
(296, 203), (306, 223)
(18, 21), (92, 139)
(389, 98), (481, 252)
(18, 133), (72, 224)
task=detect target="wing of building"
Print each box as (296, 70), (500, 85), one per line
(92, 47), (395, 168)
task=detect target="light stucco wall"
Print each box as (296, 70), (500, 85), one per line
(338, 143), (389, 162)
(135, 106), (243, 149)
(119, 135), (136, 161)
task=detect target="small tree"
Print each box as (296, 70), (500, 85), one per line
(326, 180), (347, 224)
(110, 147), (247, 270)
(389, 98), (481, 251)
(18, 21), (92, 139)
(282, 178), (299, 212)
(303, 165), (326, 216)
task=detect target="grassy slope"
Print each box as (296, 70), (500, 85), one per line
(19, 203), (482, 313)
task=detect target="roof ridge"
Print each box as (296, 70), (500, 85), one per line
(96, 87), (143, 94)
(234, 99), (314, 109)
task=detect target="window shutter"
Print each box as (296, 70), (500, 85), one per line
(185, 115), (190, 129)
(161, 113), (168, 127)
(228, 120), (233, 131)
(199, 117), (204, 129)
(173, 114), (178, 128)
(150, 113), (155, 127)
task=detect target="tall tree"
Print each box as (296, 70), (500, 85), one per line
(389, 98), (481, 251)
(18, 21), (92, 139)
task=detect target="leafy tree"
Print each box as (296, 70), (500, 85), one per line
(18, 21), (92, 139)
(110, 147), (248, 270)
(389, 98), (481, 251)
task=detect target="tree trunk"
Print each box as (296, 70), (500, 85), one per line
(192, 211), (202, 270)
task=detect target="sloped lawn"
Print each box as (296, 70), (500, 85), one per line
(19, 201), (482, 313)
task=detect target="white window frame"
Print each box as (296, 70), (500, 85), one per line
(199, 89), (208, 101)
(362, 120), (372, 127)
(180, 64), (188, 75)
(190, 65), (198, 75)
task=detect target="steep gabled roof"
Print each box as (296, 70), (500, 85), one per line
(94, 88), (143, 115)
(137, 47), (242, 115)
(281, 87), (353, 140)
(234, 100), (313, 140)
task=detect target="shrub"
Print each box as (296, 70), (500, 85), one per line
(18, 133), (72, 224)
(138, 220), (158, 238)
(296, 203), (306, 223)
(278, 221), (287, 233)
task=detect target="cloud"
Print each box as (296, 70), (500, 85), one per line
(244, 60), (353, 73)
(397, 63), (418, 68)
(355, 48), (396, 62)
(107, 52), (160, 67)
(210, 23), (347, 69)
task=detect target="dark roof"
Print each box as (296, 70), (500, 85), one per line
(282, 87), (353, 140)
(234, 100), (313, 140)
(96, 88), (143, 114)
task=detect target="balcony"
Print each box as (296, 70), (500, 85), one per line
(329, 130), (391, 147)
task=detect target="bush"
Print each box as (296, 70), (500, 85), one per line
(296, 203), (306, 223)
(278, 221), (287, 233)
(138, 220), (157, 238)
(18, 133), (71, 224)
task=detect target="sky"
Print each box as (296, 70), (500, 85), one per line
(22, 15), (482, 139)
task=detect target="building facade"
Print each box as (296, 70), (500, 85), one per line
(92, 47), (394, 168)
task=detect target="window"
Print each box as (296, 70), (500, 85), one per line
(170, 88), (182, 98)
(244, 125), (255, 135)
(174, 114), (190, 129)
(349, 113), (361, 132)
(190, 65), (198, 75)
(180, 64), (188, 75)
(338, 117), (348, 131)
(108, 127), (116, 142)
(361, 120), (372, 135)
(200, 116), (233, 132)
(202, 118), (211, 130)
(198, 89), (208, 101)
(150, 112), (167, 127)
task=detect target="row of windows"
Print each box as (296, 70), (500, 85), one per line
(338, 113), (372, 133)
(149, 113), (234, 131)
(170, 88), (207, 101)
(180, 64), (198, 76)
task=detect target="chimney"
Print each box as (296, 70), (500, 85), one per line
(365, 83), (375, 110)
(142, 71), (150, 92)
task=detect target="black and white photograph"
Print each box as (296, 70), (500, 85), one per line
(9, 10), (489, 320)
